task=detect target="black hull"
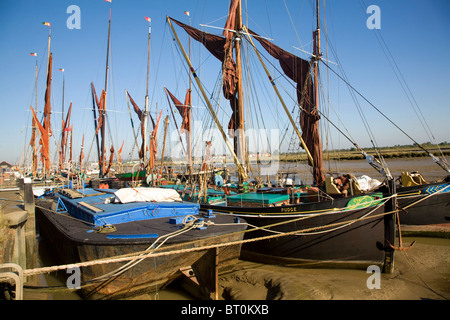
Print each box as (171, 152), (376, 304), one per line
(396, 182), (450, 225)
(36, 200), (246, 299)
(201, 194), (394, 270)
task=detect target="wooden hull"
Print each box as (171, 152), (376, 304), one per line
(201, 193), (394, 269)
(396, 182), (450, 225)
(115, 170), (146, 181)
(36, 199), (246, 299)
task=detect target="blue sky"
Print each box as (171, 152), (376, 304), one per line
(0, 0), (449, 165)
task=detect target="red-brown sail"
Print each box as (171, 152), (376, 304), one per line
(165, 88), (191, 133)
(148, 111), (162, 171)
(29, 115), (38, 175)
(104, 145), (114, 176)
(118, 140), (124, 164)
(59, 102), (72, 170)
(31, 52), (53, 174)
(171, 17), (226, 62)
(248, 28), (325, 186)
(43, 53), (53, 138)
(79, 134), (84, 171)
(30, 106), (50, 172)
(170, 16), (239, 137)
(126, 91), (146, 159)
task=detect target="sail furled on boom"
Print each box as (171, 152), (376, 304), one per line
(43, 53), (53, 139)
(165, 88), (191, 133)
(126, 91), (146, 159)
(31, 52), (53, 174)
(248, 28), (325, 186)
(91, 82), (107, 173)
(59, 102), (72, 170)
(222, 0), (239, 137)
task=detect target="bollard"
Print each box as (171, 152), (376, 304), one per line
(3, 211), (28, 270)
(23, 180), (38, 284)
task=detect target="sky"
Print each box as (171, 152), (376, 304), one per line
(0, 0), (449, 166)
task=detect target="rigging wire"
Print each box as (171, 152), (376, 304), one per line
(357, 0), (448, 169)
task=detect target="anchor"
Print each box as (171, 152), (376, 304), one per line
(389, 210), (415, 251)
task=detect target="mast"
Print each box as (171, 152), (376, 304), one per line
(235, 0), (247, 183)
(311, 0), (325, 186)
(313, 0), (321, 112)
(31, 53), (38, 176)
(160, 115), (169, 172)
(144, 17), (151, 165)
(187, 12), (193, 170)
(100, 9), (111, 178)
(59, 68), (65, 171)
(43, 22), (52, 178)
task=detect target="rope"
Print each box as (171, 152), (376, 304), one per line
(23, 205), (391, 277)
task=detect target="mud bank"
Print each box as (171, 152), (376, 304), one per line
(218, 237), (450, 300)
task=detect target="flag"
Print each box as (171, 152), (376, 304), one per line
(30, 53), (37, 56)
(184, 11), (190, 16)
(42, 22), (51, 27)
(59, 68), (64, 72)
(145, 16), (151, 23)
(104, 0), (111, 2)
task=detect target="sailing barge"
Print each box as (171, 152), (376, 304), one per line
(35, 187), (246, 299)
(390, 172), (450, 225)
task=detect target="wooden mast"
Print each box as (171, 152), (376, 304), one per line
(187, 13), (193, 170)
(44, 23), (51, 178)
(313, 0), (321, 113)
(312, 0), (326, 186)
(144, 17), (151, 166)
(235, 0), (247, 183)
(100, 9), (111, 178)
(31, 54), (38, 176)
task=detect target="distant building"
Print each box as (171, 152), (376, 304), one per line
(0, 161), (13, 185)
(0, 161), (12, 174)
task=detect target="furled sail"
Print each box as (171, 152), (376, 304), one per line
(126, 91), (146, 159)
(59, 102), (72, 170)
(32, 53), (53, 174)
(29, 116), (38, 175)
(248, 29), (325, 186)
(29, 106), (50, 172)
(43, 53), (53, 139)
(149, 111), (162, 171)
(170, 16), (239, 137)
(165, 88), (191, 133)
(91, 83), (107, 173)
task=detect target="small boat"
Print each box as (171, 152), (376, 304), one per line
(35, 186), (247, 299)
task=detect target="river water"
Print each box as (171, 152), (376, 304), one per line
(23, 157), (449, 300)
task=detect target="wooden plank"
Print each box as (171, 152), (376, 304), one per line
(78, 201), (104, 213)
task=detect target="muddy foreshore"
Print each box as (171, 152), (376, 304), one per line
(217, 237), (450, 300)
